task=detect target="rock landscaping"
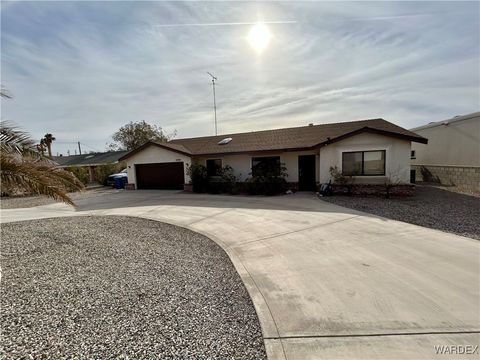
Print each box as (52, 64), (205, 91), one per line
(323, 185), (480, 240)
(0, 216), (266, 359)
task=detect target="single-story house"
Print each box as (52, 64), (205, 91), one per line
(53, 150), (128, 183)
(118, 118), (427, 191)
(411, 112), (480, 193)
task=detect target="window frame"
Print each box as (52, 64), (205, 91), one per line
(342, 150), (386, 176)
(205, 158), (223, 177)
(251, 156), (281, 177)
(410, 150), (416, 159)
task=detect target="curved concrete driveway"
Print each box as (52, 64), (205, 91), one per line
(2, 190), (479, 359)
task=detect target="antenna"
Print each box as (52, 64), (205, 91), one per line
(207, 72), (218, 135)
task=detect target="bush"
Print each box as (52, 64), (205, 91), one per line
(96, 163), (125, 185)
(67, 166), (90, 185)
(186, 164), (208, 193)
(245, 163), (288, 195)
(329, 166), (354, 195)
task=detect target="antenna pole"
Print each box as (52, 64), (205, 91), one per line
(207, 72), (218, 135)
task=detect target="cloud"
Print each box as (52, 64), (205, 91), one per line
(1, 1), (478, 154)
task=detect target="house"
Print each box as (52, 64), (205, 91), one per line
(411, 112), (480, 192)
(53, 150), (128, 183)
(118, 118), (427, 191)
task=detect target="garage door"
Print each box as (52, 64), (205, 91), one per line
(135, 162), (184, 190)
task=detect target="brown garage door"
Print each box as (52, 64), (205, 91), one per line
(135, 162), (184, 190)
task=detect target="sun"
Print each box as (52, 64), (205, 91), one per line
(248, 23), (271, 53)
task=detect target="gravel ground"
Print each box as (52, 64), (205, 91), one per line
(0, 216), (266, 359)
(323, 185), (480, 240)
(0, 187), (115, 209)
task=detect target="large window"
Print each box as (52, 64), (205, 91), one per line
(206, 159), (222, 176)
(252, 156), (281, 176)
(342, 150), (385, 176)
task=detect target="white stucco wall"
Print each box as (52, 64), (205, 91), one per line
(319, 133), (412, 184)
(196, 150), (319, 182)
(411, 114), (480, 167)
(126, 145), (192, 187)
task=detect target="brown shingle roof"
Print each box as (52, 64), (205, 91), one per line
(119, 118), (427, 160)
(168, 118), (427, 155)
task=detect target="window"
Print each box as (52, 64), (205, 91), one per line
(410, 150), (416, 159)
(252, 156), (281, 176)
(206, 159), (222, 176)
(342, 150), (385, 176)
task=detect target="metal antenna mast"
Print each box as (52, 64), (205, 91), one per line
(207, 72), (218, 135)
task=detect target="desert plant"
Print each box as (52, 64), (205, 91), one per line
(384, 167), (404, 199)
(329, 166), (354, 195)
(1, 121), (84, 205)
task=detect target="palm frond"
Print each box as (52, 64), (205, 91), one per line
(1, 155), (84, 206)
(0, 121), (42, 160)
(1, 122), (85, 205)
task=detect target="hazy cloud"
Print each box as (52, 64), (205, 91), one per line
(1, 1), (478, 154)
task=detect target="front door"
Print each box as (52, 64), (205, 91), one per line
(298, 155), (316, 191)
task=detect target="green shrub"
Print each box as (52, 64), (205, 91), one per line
(67, 166), (90, 185)
(96, 163), (125, 185)
(186, 163), (208, 193)
(246, 163), (288, 195)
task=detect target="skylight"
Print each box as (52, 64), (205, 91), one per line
(218, 137), (232, 145)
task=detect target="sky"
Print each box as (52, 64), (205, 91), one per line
(1, 1), (479, 155)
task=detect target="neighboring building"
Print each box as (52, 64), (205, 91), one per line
(53, 150), (128, 183)
(119, 118), (427, 191)
(411, 112), (480, 192)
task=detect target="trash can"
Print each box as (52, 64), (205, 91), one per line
(114, 176), (127, 189)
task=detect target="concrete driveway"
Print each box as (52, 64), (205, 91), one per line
(1, 190), (479, 359)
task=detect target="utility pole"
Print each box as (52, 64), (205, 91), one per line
(207, 72), (218, 135)
(78, 141), (82, 155)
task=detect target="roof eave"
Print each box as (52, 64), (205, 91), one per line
(118, 141), (192, 161)
(316, 127), (428, 147)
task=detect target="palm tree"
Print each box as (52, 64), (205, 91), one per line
(36, 138), (47, 156)
(1, 122), (84, 205)
(43, 133), (55, 157)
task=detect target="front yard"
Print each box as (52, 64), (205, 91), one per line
(0, 216), (266, 359)
(323, 185), (480, 240)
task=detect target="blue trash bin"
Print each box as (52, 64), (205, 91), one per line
(114, 176), (126, 189)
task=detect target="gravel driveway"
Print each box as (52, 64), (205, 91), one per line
(1, 216), (266, 359)
(323, 185), (480, 240)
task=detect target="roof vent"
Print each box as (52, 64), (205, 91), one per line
(218, 137), (232, 145)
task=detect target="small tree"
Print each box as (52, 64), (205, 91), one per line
(108, 120), (176, 151)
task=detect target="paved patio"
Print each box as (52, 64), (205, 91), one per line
(1, 190), (479, 359)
